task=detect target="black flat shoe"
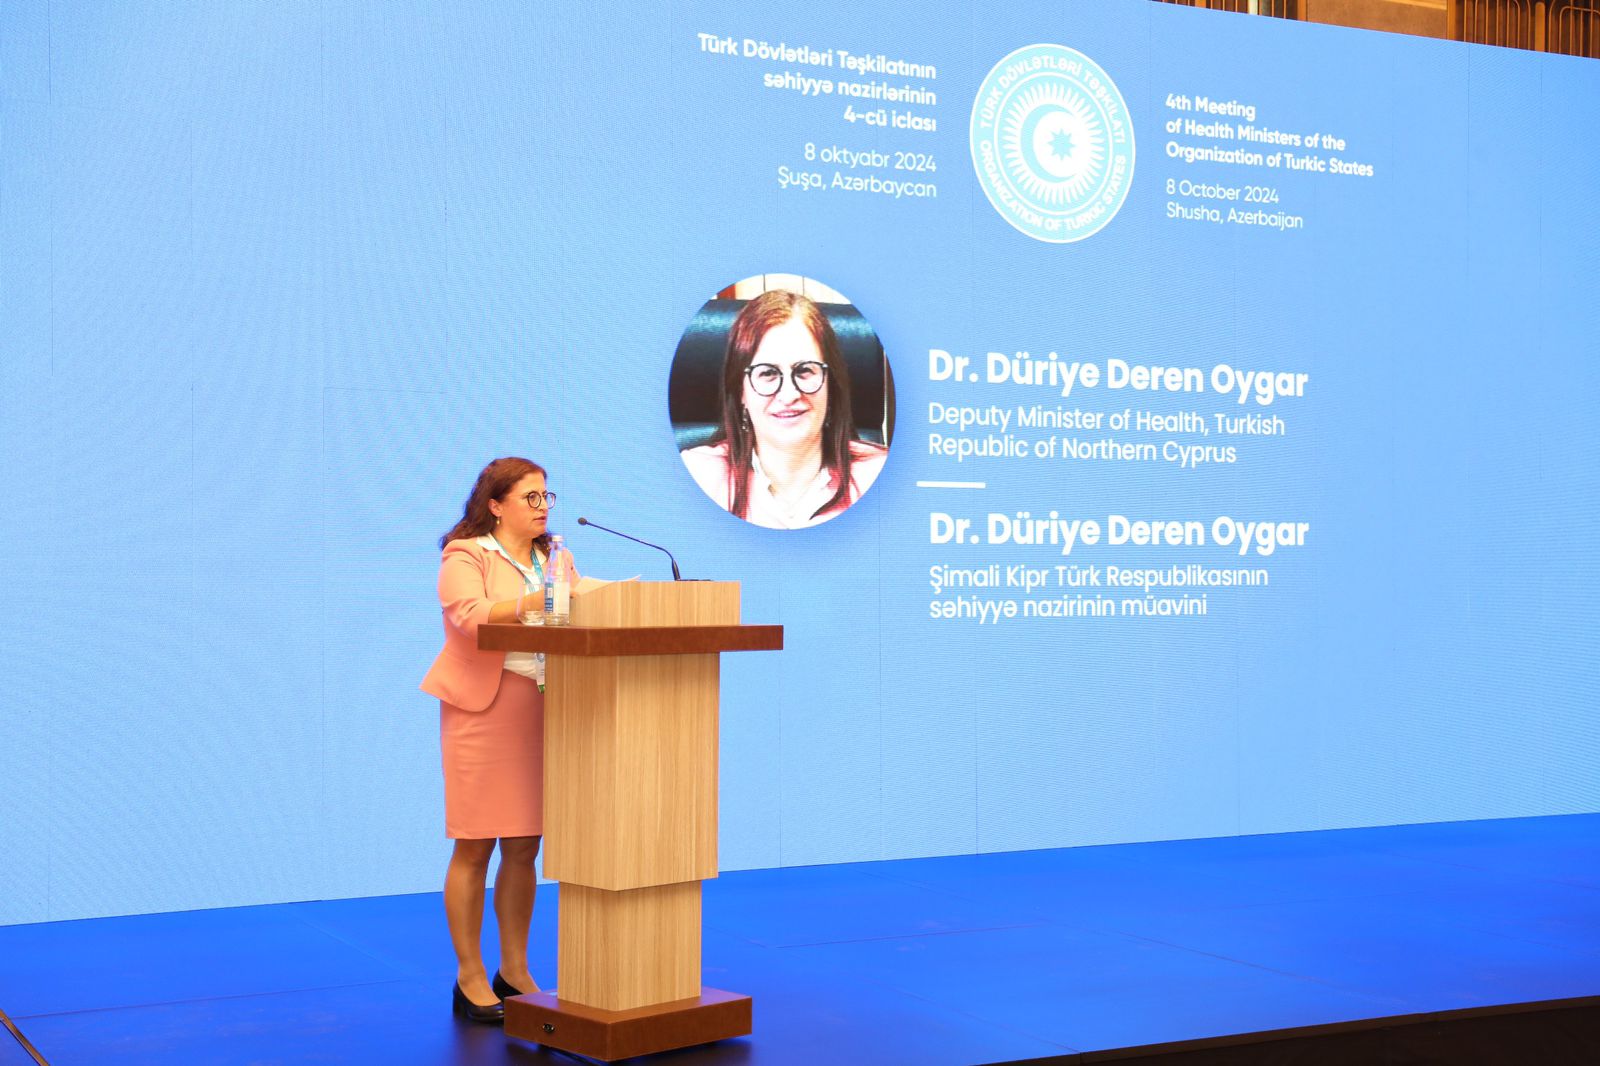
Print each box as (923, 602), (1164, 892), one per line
(452, 981), (504, 1024)
(492, 970), (534, 999)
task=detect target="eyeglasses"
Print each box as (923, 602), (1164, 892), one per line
(521, 491), (557, 510)
(745, 361), (827, 397)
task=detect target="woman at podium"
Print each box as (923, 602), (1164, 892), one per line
(680, 289), (887, 529)
(421, 456), (577, 1023)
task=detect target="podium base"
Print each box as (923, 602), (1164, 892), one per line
(504, 987), (752, 1061)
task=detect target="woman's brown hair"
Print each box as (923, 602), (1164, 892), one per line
(715, 290), (858, 520)
(440, 456), (551, 554)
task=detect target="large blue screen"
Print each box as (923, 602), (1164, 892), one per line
(2, 0), (1597, 924)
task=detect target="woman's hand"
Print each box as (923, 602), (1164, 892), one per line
(514, 591), (539, 622)
(486, 593), (535, 625)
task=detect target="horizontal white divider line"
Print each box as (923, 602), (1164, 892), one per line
(915, 481), (987, 489)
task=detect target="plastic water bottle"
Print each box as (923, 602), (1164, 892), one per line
(544, 534), (571, 625)
(520, 578), (544, 625)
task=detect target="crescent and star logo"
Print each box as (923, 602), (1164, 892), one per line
(970, 44), (1136, 243)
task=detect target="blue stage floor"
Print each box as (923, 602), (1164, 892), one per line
(2, 814), (1596, 1064)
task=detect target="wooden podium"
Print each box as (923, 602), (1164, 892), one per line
(478, 581), (781, 1061)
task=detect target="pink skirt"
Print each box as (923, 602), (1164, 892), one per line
(440, 670), (544, 839)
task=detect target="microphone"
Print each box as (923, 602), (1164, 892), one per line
(577, 517), (684, 580)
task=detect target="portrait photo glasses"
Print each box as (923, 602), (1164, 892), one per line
(745, 361), (828, 397)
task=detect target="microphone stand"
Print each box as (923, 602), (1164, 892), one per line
(576, 517), (684, 580)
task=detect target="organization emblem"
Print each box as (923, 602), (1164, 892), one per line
(970, 44), (1135, 243)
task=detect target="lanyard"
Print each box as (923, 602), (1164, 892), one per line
(485, 535), (549, 692)
(487, 535), (544, 592)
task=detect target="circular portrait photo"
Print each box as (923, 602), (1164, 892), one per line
(669, 275), (896, 530)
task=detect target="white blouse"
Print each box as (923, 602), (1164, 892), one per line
(476, 535), (546, 686)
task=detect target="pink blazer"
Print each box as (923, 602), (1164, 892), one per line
(420, 538), (547, 712)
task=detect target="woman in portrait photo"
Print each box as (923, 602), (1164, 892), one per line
(680, 289), (888, 529)
(420, 457), (576, 1023)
